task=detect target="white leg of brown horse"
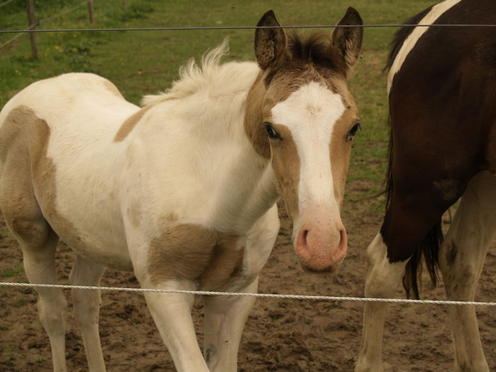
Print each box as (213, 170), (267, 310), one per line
(438, 171), (495, 372)
(355, 234), (407, 372)
(141, 280), (209, 372)
(203, 278), (258, 372)
(70, 256), (106, 372)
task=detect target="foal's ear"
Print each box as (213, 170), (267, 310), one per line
(255, 10), (287, 70)
(331, 7), (363, 70)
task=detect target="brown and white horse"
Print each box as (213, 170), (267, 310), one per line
(356, 0), (496, 371)
(0, 9), (363, 372)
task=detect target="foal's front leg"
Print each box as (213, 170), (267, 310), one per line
(203, 278), (258, 372)
(355, 234), (407, 372)
(141, 279), (210, 372)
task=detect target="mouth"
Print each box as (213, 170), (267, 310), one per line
(299, 256), (344, 274)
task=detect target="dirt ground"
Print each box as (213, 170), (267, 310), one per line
(0, 179), (495, 372)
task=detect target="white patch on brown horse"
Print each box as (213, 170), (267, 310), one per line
(387, 0), (462, 93)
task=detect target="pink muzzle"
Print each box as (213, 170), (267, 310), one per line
(294, 207), (348, 272)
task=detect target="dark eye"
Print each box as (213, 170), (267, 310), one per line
(346, 122), (361, 141)
(264, 122), (281, 140)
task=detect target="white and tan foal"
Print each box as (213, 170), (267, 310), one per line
(0, 8), (362, 372)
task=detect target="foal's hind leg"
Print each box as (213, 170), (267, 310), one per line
(438, 171), (496, 372)
(1, 158), (67, 371)
(70, 255), (106, 372)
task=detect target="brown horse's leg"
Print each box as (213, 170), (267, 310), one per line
(70, 255), (106, 372)
(0, 148), (67, 372)
(439, 171), (495, 372)
(355, 234), (407, 372)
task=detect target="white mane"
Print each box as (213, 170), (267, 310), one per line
(141, 39), (260, 107)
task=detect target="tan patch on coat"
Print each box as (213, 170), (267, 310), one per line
(330, 108), (358, 204)
(0, 106), (79, 247)
(147, 224), (244, 290)
(244, 65), (343, 159)
(244, 73), (271, 158)
(103, 80), (124, 99)
(244, 65), (354, 218)
(0, 106), (132, 268)
(114, 105), (153, 142)
(0, 107), (52, 246)
(269, 126), (300, 218)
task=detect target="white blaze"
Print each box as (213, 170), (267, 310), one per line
(271, 81), (345, 210)
(387, 0), (462, 93)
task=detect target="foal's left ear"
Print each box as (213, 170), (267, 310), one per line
(255, 10), (287, 70)
(331, 7), (363, 71)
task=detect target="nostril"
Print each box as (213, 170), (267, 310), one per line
(297, 228), (311, 256)
(302, 229), (309, 245)
(338, 229), (347, 252)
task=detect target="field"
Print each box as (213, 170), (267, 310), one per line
(0, 0), (495, 371)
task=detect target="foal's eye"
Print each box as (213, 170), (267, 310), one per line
(346, 122), (361, 141)
(263, 122), (281, 140)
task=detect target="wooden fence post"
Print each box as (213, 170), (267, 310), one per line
(87, 0), (94, 23)
(26, 0), (38, 59)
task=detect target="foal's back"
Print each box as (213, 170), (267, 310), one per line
(0, 72), (138, 138)
(0, 73), (138, 269)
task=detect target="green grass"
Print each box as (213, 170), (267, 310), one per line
(0, 0), (435, 212)
(0, 266), (23, 279)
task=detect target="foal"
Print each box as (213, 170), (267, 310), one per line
(0, 8), (363, 372)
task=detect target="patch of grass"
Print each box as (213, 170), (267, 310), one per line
(35, 355), (46, 364)
(1, 342), (21, 362)
(0, 266), (23, 279)
(12, 297), (30, 308)
(117, 2), (155, 22)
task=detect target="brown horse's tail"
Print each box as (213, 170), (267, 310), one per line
(403, 223), (443, 299)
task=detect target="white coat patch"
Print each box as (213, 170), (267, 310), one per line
(271, 81), (345, 209)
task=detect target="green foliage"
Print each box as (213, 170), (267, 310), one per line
(1, 0), (76, 15)
(0, 266), (23, 278)
(117, 2), (154, 22)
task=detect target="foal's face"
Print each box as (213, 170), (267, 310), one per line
(252, 9), (363, 272)
(265, 76), (360, 272)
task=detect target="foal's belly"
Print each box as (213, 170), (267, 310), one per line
(68, 234), (133, 271)
(42, 199), (133, 271)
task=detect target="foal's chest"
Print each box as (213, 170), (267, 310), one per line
(147, 224), (247, 290)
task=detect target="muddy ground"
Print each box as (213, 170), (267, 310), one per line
(0, 180), (495, 371)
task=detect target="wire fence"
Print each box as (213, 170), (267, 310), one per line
(0, 0), (15, 9)
(1, 281), (495, 307)
(0, 0), (87, 49)
(2, 23), (496, 35)
(0, 6), (495, 310)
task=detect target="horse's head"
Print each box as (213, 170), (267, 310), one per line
(245, 8), (363, 272)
